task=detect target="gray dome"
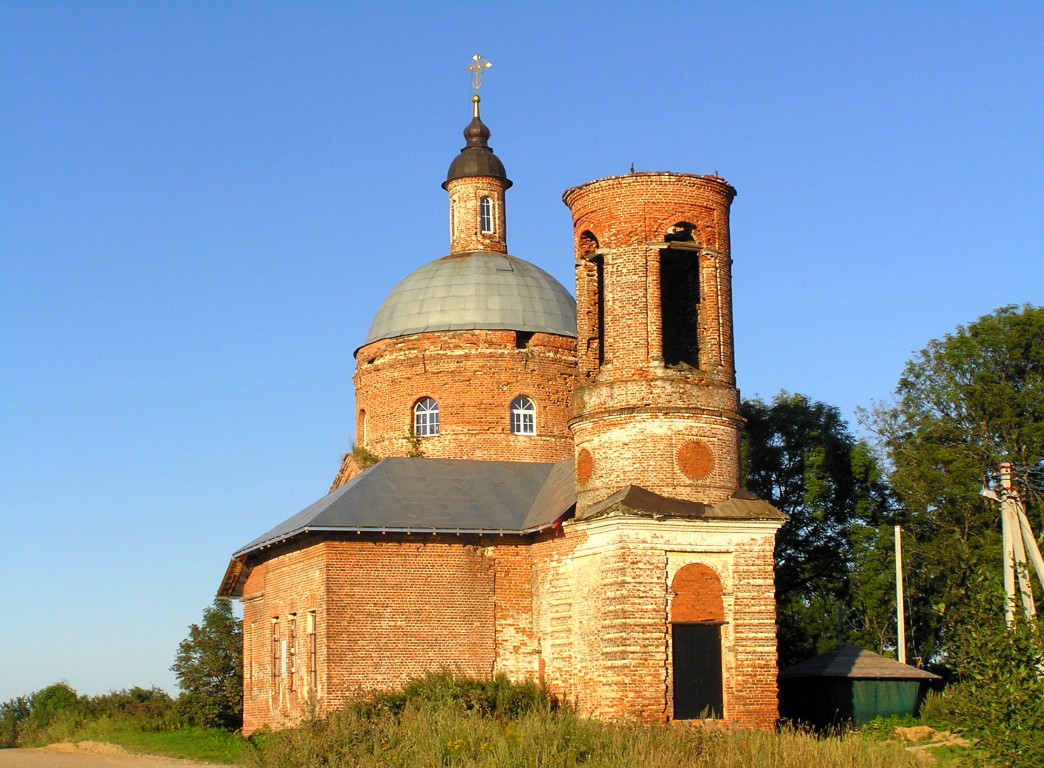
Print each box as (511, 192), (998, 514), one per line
(363, 252), (577, 346)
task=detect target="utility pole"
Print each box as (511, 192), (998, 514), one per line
(895, 525), (906, 664)
(998, 463), (1044, 626)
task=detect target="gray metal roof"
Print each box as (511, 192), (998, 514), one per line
(780, 645), (941, 680)
(579, 485), (787, 522)
(233, 457), (575, 558)
(363, 252), (577, 346)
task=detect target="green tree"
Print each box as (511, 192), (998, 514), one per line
(867, 304), (1044, 663)
(0, 695), (30, 748)
(741, 392), (894, 667)
(172, 599), (243, 730)
(28, 682), (82, 727)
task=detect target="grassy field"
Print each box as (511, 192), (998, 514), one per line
(8, 674), (977, 767)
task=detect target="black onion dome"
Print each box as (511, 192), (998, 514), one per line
(443, 113), (512, 189)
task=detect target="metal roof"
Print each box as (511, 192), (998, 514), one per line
(579, 485), (787, 522)
(232, 457), (575, 558)
(363, 252), (577, 346)
(443, 114), (511, 188)
(780, 645), (941, 680)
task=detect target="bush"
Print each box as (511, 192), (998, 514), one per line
(29, 682), (82, 727)
(920, 579), (1044, 767)
(85, 687), (177, 727)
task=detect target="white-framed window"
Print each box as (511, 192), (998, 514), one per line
(510, 396), (536, 435)
(480, 196), (494, 234)
(413, 397), (440, 437)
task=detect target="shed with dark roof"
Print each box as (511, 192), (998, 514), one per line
(779, 645), (941, 726)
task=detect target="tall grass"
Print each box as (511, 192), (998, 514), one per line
(245, 672), (926, 768)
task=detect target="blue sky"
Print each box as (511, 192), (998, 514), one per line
(1, 1), (1041, 701)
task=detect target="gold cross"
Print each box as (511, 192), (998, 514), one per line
(467, 54), (492, 92)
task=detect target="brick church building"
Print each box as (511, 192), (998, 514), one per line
(218, 80), (785, 734)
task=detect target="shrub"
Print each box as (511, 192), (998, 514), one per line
(85, 687), (177, 727)
(919, 578), (1044, 767)
(29, 682), (82, 727)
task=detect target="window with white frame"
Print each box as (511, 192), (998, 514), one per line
(510, 396), (536, 435)
(480, 196), (494, 234)
(413, 397), (440, 437)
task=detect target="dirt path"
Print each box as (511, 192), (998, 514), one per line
(0, 742), (220, 768)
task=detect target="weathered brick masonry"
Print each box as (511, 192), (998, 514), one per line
(352, 329), (576, 466)
(564, 173), (743, 510)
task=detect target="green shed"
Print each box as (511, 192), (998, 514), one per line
(779, 645), (941, 727)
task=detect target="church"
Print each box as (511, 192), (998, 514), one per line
(218, 62), (785, 734)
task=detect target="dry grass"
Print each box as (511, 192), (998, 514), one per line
(244, 674), (930, 768)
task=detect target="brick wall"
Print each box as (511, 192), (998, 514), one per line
(445, 175), (508, 255)
(239, 517), (780, 733)
(323, 537), (496, 701)
(240, 541), (326, 734)
(531, 515), (781, 728)
(350, 329), (576, 469)
(562, 173), (743, 511)
(239, 535), (500, 734)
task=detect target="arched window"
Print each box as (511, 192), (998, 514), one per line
(510, 396), (536, 435)
(413, 397), (439, 437)
(479, 196), (494, 234)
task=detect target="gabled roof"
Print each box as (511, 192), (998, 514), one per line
(780, 645), (940, 680)
(233, 457), (575, 559)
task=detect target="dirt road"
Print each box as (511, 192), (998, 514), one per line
(0, 742), (219, 768)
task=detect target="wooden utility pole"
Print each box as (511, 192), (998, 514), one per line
(999, 463), (1044, 626)
(895, 525), (906, 664)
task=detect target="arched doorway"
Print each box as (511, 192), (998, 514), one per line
(670, 563), (724, 719)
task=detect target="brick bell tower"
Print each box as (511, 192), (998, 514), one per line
(562, 172), (742, 512)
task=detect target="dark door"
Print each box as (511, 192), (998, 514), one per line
(673, 623), (723, 719)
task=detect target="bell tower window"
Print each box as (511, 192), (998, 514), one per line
(660, 238), (699, 368)
(480, 196), (494, 234)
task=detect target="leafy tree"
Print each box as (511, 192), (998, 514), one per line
(0, 695), (30, 748)
(866, 304), (1044, 663)
(172, 599), (243, 730)
(741, 392), (894, 666)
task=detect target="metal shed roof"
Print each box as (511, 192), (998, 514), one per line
(780, 645), (941, 680)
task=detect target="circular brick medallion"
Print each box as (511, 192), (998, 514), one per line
(576, 448), (594, 485)
(677, 440), (713, 481)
